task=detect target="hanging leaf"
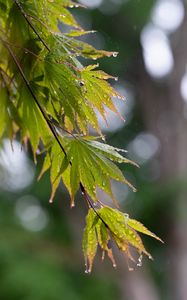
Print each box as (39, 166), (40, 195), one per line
(82, 209), (98, 273)
(82, 207), (163, 272)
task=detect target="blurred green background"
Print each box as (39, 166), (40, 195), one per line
(1, 0), (187, 299)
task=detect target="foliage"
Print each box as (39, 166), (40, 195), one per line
(0, 0), (162, 272)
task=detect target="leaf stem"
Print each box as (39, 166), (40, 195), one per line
(80, 184), (109, 229)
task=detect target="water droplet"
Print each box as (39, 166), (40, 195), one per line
(49, 198), (53, 204)
(113, 263), (117, 268)
(137, 254), (143, 267)
(112, 52), (118, 58)
(114, 77), (118, 81)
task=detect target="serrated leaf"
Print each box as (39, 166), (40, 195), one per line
(80, 67), (124, 122)
(38, 152), (51, 180)
(69, 143), (80, 202)
(0, 87), (14, 139)
(99, 207), (163, 263)
(82, 209), (98, 273)
(49, 141), (65, 202)
(43, 54), (101, 133)
(19, 87), (50, 152)
(61, 137), (136, 203)
(85, 140), (138, 166)
(127, 219), (164, 243)
(66, 30), (95, 37)
(99, 207), (150, 257)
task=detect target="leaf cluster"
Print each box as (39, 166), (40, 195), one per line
(0, 0), (163, 271)
(83, 208), (163, 273)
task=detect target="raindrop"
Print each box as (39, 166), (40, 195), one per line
(137, 254), (143, 267)
(112, 52), (118, 57)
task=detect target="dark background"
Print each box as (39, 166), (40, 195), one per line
(1, 0), (187, 299)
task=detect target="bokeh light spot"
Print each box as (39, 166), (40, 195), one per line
(141, 25), (174, 78)
(15, 195), (49, 232)
(152, 0), (184, 33)
(0, 139), (34, 192)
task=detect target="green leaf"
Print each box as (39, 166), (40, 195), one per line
(99, 207), (163, 263)
(19, 86), (51, 152)
(49, 141), (65, 202)
(80, 66), (124, 122)
(96, 219), (116, 267)
(85, 140), (139, 166)
(61, 137), (136, 204)
(82, 209), (98, 273)
(0, 87), (13, 139)
(38, 152), (51, 180)
(127, 218), (164, 243)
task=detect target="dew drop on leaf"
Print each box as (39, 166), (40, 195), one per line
(112, 52), (118, 57)
(137, 254), (143, 267)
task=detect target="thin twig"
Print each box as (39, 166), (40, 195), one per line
(3, 40), (66, 157)
(14, 0), (50, 51)
(1, 39), (41, 60)
(80, 183), (109, 229)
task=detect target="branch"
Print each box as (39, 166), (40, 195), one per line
(2, 40), (66, 157)
(14, 0), (50, 51)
